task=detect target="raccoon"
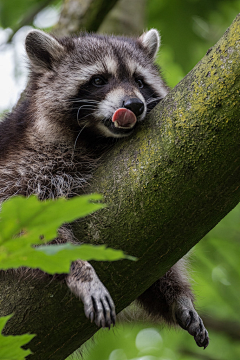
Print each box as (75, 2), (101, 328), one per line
(0, 29), (209, 348)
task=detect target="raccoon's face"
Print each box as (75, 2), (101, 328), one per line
(25, 29), (168, 140)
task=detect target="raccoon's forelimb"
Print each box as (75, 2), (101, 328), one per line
(66, 260), (116, 328)
(57, 228), (116, 328)
(137, 259), (209, 348)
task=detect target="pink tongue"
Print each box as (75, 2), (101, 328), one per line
(112, 108), (137, 128)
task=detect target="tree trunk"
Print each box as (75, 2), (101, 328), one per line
(1, 11), (240, 360)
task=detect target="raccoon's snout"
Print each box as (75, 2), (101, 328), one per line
(123, 98), (144, 117)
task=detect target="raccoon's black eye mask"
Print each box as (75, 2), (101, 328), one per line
(91, 75), (108, 87)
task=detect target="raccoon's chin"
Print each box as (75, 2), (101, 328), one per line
(113, 120), (136, 130)
(97, 121), (136, 138)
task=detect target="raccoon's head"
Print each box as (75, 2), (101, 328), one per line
(25, 29), (168, 141)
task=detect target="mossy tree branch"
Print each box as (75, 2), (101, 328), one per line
(1, 13), (240, 360)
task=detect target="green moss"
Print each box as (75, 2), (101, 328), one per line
(86, 14), (240, 298)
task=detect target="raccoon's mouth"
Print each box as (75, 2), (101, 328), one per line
(112, 108), (137, 130)
(99, 108), (138, 138)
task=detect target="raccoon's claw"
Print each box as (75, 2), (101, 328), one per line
(66, 261), (116, 328)
(84, 292), (116, 328)
(176, 309), (209, 348)
(174, 297), (209, 349)
(89, 311), (94, 323)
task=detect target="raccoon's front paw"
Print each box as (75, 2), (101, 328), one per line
(174, 297), (209, 349)
(82, 280), (116, 329)
(67, 263), (116, 328)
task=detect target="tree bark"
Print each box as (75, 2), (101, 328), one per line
(53, 0), (119, 36)
(98, 0), (147, 36)
(1, 12), (240, 360)
(54, 0), (146, 37)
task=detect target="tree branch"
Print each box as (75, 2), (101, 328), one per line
(99, 0), (147, 36)
(53, 0), (119, 36)
(1, 13), (240, 360)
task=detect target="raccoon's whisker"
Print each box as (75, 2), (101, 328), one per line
(67, 99), (100, 104)
(71, 106), (97, 111)
(146, 90), (160, 99)
(73, 124), (88, 156)
(76, 99), (99, 103)
(75, 104), (96, 109)
(146, 96), (162, 104)
(102, 117), (115, 128)
(77, 105), (98, 121)
(77, 113), (95, 121)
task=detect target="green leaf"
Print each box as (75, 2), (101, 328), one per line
(34, 244), (136, 273)
(0, 314), (35, 360)
(0, 194), (104, 244)
(0, 195), (136, 274)
(0, 242), (136, 274)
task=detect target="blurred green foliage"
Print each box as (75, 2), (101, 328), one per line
(0, 0), (38, 28)
(0, 0), (60, 30)
(148, 0), (240, 87)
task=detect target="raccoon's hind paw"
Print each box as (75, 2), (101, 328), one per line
(176, 307), (209, 348)
(174, 297), (209, 349)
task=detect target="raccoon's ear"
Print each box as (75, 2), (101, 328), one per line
(25, 29), (65, 73)
(139, 29), (161, 60)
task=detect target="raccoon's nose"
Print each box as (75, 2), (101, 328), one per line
(123, 98), (144, 117)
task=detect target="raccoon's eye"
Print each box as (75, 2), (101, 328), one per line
(92, 76), (107, 87)
(135, 78), (144, 89)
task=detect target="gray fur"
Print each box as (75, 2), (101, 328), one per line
(0, 29), (208, 347)
(25, 29), (65, 73)
(139, 29), (161, 59)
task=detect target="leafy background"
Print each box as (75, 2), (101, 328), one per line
(1, 0), (240, 359)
